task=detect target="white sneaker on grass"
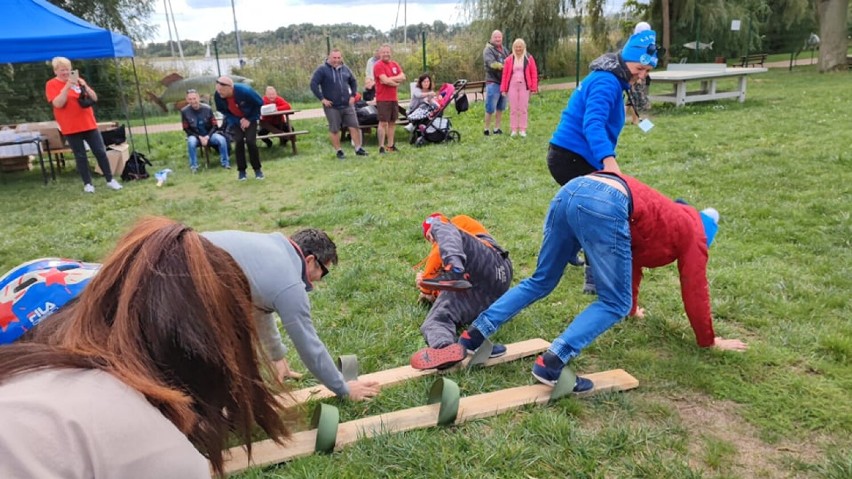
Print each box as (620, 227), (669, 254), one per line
(520, 131), (527, 138)
(106, 179), (123, 190)
(83, 184), (95, 193)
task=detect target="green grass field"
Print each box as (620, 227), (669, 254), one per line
(1, 67), (850, 478)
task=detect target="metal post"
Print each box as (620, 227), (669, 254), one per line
(326, 34), (331, 56)
(421, 31), (427, 71)
(130, 58), (151, 154)
(694, 11), (701, 62)
(213, 40), (221, 77)
(231, 0), (244, 67)
(576, 12), (582, 86)
(744, 17), (751, 64)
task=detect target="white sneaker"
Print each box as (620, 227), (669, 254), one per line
(520, 131), (527, 138)
(106, 179), (123, 190)
(510, 131), (518, 137)
(83, 184), (95, 193)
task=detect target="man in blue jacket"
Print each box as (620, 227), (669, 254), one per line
(310, 49), (368, 160)
(214, 76), (265, 180)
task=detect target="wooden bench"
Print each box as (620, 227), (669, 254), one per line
(739, 53), (767, 68)
(344, 105), (409, 143)
(461, 80), (487, 101)
(255, 130), (309, 155)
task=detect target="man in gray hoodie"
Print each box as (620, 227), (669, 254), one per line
(483, 30), (508, 136)
(202, 228), (380, 401)
(310, 48), (368, 159)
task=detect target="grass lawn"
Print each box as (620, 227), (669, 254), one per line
(1, 67), (850, 478)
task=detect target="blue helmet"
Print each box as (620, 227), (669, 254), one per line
(0, 258), (100, 345)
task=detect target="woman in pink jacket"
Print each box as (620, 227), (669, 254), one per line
(500, 38), (539, 137)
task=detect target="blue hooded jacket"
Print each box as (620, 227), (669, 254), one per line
(214, 83), (263, 127)
(549, 54), (631, 169)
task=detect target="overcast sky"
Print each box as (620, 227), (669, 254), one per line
(152, 0), (467, 44)
(152, 0), (630, 44)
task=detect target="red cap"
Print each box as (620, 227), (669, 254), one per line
(422, 213), (443, 238)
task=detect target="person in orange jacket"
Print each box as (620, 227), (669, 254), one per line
(410, 214), (513, 370)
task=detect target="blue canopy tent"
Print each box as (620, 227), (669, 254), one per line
(0, 0), (151, 155)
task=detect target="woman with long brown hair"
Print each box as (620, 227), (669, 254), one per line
(0, 217), (293, 478)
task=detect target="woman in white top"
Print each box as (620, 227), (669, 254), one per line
(0, 217), (295, 478)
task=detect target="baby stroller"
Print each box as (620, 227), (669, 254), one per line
(408, 79), (468, 147)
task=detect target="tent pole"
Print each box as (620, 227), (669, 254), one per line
(114, 58), (137, 156)
(131, 58), (152, 153)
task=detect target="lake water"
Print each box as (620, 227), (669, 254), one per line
(145, 57), (254, 76)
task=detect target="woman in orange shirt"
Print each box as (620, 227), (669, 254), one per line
(45, 57), (122, 193)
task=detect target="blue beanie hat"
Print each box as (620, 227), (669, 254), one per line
(699, 208), (720, 247)
(621, 30), (659, 68)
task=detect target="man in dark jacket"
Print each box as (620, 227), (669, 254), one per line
(310, 49), (368, 160)
(214, 76), (264, 180)
(180, 90), (229, 172)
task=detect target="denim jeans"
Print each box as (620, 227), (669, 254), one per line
(484, 82), (506, 114)
(187, 133), (229, 169)
(472, 177), (633, 363)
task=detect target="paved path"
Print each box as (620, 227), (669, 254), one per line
(129, 58), (811, 136)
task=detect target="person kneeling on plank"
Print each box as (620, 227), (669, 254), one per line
(456, 173), (748, 393)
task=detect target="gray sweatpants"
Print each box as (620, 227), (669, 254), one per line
(420, 222), (513, 348)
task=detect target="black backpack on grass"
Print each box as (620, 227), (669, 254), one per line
(121, 151), (152, 181)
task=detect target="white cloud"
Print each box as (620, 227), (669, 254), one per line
(152, 0), (468, 43)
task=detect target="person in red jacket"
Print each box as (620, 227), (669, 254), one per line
(259, 86), (293, 148)
(500, 38), (538, 137)
(457, 172), (748, 393)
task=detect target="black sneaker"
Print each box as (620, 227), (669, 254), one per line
(493, 129), (503, 135)
(262, 138), (273, 148)
(336, 150), (345, 159)
(379, 146), (386, 154)
(355, 148), (368, 156)
(483, 130), (491, 136)
(419, 269), (472, 291)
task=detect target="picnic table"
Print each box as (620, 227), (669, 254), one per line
(256, 109), (309, 155)
(648, 64), (768, 107)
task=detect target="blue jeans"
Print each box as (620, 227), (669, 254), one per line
(484, 82), (506, 114)
(187, 133), (229, 168)
(472, 177), (633, 363)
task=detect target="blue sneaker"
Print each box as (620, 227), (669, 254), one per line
(238, 171), (247, 181)
(254, 170), (265, 180)
(531, 355), (594, 392)
(458, 330), (506, 358)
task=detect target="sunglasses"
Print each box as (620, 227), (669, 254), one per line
(306, 251), (329, 278)
(647, 44), (666, 56)
(186, 89), (197, 94)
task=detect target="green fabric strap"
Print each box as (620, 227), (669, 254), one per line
(550, 366), (578, 402)
(337, 354), (359, 381)
(311, 403), (340, 453)
(427, 377), (460, 426)
(467, 339), (494, 368)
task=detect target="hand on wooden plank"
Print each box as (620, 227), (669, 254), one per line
(273, 358), (304, 381)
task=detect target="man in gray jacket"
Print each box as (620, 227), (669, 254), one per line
(483, 30), (508, 136)
(202, 228), (380, 401)
(310, 48), (368, 159)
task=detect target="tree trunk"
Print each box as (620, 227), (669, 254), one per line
(662, 0), (671, 67)
(816, 0), (849, 72)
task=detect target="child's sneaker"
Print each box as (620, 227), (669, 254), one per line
(410, 343), (466, 370)
(582, 264), (596, 295)
(419, 268), (471, 291)
(458, 329), (508, 358)
(531, 354), (594, 392)
(106, 179), (123, 190)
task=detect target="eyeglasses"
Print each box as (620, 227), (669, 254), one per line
(647, 44), (666, 56)
(186, 89), (197, 94)
(216, 81), (233, 87)
(306, 251), (329, 278)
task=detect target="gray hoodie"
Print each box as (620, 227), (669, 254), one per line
(202, 230), (348, 397)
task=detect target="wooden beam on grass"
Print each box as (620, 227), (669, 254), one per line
(223, 368), (639, 474)
(280, 338), (551, 407)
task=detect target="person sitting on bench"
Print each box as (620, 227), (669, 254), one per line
(180, 89), (230, 172)
(258, 86), (293, 148)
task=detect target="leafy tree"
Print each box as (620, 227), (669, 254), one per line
(47, 0), (156, 41)
(816, 0), (850, 71)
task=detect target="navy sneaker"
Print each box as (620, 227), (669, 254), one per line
(582, 264), (596, 295)
(531, 355), (594, 392)
(254, 170), (265, 180)
(458, 330), (507, 358)
(419, 268), (471, 291)
(238, 171), (247, 181)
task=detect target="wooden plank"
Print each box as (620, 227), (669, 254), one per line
(222, 368), (638, 474)
(279, 338), (550, 408)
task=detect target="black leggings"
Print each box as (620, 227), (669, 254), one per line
(546, 143), (596, 186)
